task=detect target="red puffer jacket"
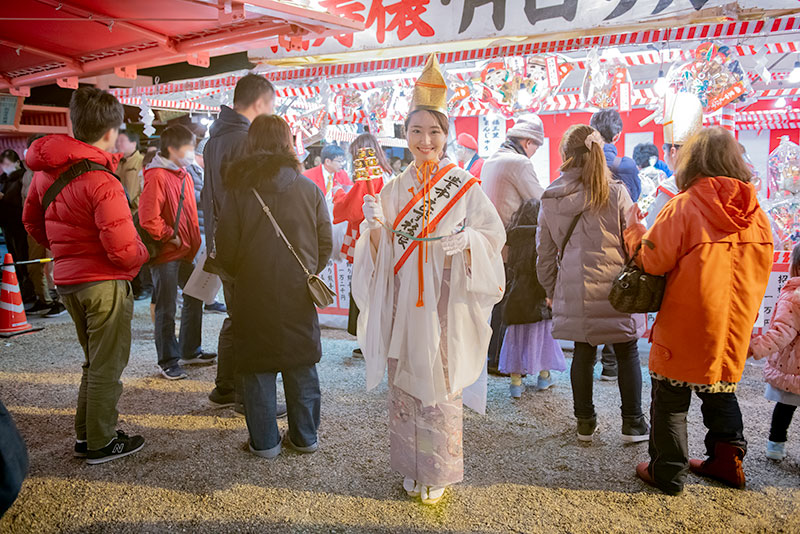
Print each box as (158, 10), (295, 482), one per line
(22, 135), (148, 286)
(138, 155), (201, 265)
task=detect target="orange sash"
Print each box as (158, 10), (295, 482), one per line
(393, 176), (479, 276)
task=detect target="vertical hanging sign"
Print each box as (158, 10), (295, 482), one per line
(546, 56), (560, 88)
(618, 82), (631, 112)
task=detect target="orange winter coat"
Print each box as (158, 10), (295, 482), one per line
(640, 176), (773, 385)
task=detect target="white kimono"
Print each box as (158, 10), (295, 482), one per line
(352, 160), (505, 410)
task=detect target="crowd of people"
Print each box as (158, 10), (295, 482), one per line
(0, 53), (797, 514)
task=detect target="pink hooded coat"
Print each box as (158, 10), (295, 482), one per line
(751, 277), (800, 396)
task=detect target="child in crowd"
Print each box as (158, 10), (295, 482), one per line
(750, 243), (800, 461)
(139, 125), (216, 380)
(499, 199), (566, 398)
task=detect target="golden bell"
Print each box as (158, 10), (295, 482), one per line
(663, 92), (703, 145)
(410, 53), (448, 116)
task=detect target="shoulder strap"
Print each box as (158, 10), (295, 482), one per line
(251, 188), (311, 277)
(42, 159), (118, 212)
(559, 211), (583, 263)
(172, 175), (186, 236)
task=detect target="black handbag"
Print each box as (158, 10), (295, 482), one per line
(608, 246), (666, 313)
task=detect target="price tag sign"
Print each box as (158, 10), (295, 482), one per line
(0, 95), (21, 127)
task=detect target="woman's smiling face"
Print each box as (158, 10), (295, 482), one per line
(406, 110), (447, 165)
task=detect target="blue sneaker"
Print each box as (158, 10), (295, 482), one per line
(509, 384), (523, 398)
(160, 365), (188, 380)
(536, 373), (554, 391)
(766, 440), (786, 461)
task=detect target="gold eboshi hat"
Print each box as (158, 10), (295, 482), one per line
(410, 54), (448, 115)
(663, 91), (703, 145)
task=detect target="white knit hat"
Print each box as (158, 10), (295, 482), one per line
(506, 114), (545, 146)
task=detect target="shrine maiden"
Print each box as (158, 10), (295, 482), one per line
(352, 54), (505, 505)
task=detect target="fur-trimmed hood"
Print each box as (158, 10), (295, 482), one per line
(223, 152), (301, 193)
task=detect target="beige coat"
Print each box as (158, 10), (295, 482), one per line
(537, 168), (637, 345)
(481, 147), (544, 227)
(117, 149), (144, 213)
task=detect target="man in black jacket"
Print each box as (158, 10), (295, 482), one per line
(203, 74), (276, 411)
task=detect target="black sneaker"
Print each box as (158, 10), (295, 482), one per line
(204, 301), (227, 314)
(234, 403), (246, 418)
(86, 431), (144, 465)
(209, 388), (235, 407)
(577, 418), (598, 442)
(27, 300), (51, 316)
(74, 440), (88, 458)
(277, 403), (287, 419)
(622, 418), (650, 444)
(44, 301), (68, 318)
(600, 369), (618, 381)
(181, 351), (217, 366)
(134, 289), (152, 301)
(160, 365), (188, 380)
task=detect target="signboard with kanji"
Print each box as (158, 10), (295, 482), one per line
(255, 0), (787, 60)
(755, 251), (793, 329)
(0, 95), (22, 129)
(478, 114), (505, 157)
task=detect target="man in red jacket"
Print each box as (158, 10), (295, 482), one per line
(23, 87), (149, 465)
(303, 144), (352, 202)
(138, 125), (216, 380)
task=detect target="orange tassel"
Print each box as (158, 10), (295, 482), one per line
(413, 159), (439, 308)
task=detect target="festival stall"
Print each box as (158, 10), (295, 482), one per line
(6, 0), (800, 321)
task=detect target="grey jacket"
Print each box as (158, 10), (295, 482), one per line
(536, 168), (637, 345)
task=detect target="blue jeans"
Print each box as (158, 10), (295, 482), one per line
(242, 365), (320, 453)
(150, 260), (203, 369)
(571, 340), (643, 422)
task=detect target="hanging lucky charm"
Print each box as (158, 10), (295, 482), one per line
(139, 97), (156, 137)
(581, 47), (630, 109)
(765, 136), (800, 250)
(666, 42), (752, 113)
(353, 147), (382, 197)
(476, 56), (570, 116)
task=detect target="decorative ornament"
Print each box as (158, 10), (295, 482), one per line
(365, 87), (393, 134)
(475, 55), (571, 117)
(139, 97), (155, 137)
(353, 147), (383, 196)
(765, 136), (800, 249)
(665, 42), (752, 113)
(580, 47), (631, 109)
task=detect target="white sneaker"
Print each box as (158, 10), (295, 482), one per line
(421, 485), (446, 505)
(403, 477), (421, 497)
(766, 440), (787, 461)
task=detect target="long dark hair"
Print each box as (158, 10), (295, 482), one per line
(349, 133), (392, 174)
(247, 115), (302, 171)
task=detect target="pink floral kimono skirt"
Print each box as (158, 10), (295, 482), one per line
(387, 271), (463, 487)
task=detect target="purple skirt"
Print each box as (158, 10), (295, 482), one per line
(498, 320), (567, 375)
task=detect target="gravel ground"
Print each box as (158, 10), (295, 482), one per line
(0, 300), (798, 533)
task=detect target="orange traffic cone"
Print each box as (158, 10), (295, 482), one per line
(1, 253), (42, 338)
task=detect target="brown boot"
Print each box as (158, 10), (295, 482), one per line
(689, 442), (746, 489)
